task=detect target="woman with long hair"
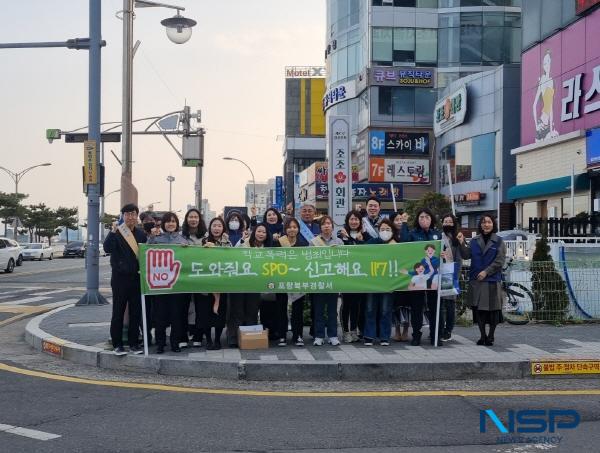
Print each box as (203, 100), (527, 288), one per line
(389, 211), (410, 342)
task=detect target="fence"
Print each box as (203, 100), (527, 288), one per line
(529, 215), (600, 237)
(456, 260), (600, 323)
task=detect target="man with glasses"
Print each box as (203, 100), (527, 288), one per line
(103, 204), (147, 355)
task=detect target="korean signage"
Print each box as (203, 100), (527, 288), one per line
(323, 81), (357, 112)
(139, 241), (442, 295)
(521, 7), (600, 146)
(369, 67), (435, 87)
(369, 130), (429, 156)
(369, 157), (430, 184)
(434, 85), (467, 137)
(83, 140), (98, 187)
(454, 192), (486, 206)
(313, 161), (359, 184)
(328, 116), (352, 228)
(315, 183), (403, 201)
(274, 176), (284, 210)
(285, 66), (326, 78)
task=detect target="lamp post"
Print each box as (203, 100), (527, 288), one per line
(100, 189), (120, 240)
(120, 0), (197, 208)
(167, 175), (175, 211)
(223, 157), (256, 209)
(0, 163), (52, 239)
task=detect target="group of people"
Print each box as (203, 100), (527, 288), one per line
(104, 197), (507, 356)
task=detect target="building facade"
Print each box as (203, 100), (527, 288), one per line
(509, 1), (600, 227)
(436, 65), (521, 230)
(324, 0), (521, 204)
(283, 67), (327, 207)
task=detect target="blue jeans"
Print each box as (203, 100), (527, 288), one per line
(313, 293), (338, 339)
(364, 293), (393, 341)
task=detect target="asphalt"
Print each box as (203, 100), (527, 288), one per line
(25, 300), (600, 382)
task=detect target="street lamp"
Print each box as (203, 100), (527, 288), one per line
(119, 0), (197, 208)
(0, 162), (52, 239)
(223, 157), (256, 209)
(167, 175), (175, 211)
(141, 201), (161, 211)
(100, 189), (120, 240)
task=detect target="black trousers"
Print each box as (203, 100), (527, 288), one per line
(227, 293), (260, 344)
(191, 293), (212, 342)
(341, 293), (361, 333)
(152, 294), (185, 348)
(408, 290), (436, 338)
(273, 293), (289, 340)
(110, 274), (142, 348)
(290, 295), (306, 339)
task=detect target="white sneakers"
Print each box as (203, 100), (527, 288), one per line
(342, 332), (353, 343)
(313, 338), (324, 346)
(328, 337), (340, 346)
(295, 336), (304, 347)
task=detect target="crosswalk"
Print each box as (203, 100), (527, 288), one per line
(0, 286), (111, 326)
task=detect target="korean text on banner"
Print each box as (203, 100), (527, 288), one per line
(83, 140), (98, 186)
(328, 116), (352, 229)
(139, 241), (442, 295)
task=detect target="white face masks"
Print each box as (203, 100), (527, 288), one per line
(228, 221), (240, 231)
(379, 230), (393, 242)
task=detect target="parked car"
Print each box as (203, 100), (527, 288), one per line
(2, 238), (24, 266)
(22, 243), (54, 261)
(63, 241), (86, 258)
(0, 238), (22, 273)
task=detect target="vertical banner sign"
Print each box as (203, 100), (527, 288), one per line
(293, 164), (302, 214)
(275, 176), (283, 210)
(83, 140), (98, 189)
(328, 116), (351, 230)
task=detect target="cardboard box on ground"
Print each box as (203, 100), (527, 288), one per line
(238, 325), (269, 350)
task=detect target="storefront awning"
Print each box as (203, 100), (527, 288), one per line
(507, 174), (590, 201)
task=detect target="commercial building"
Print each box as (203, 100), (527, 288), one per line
(324, 0), (521, 204)
(508, 1), (600, 227)
(282, 67), (327, 207)
(436, 65), (521, 230)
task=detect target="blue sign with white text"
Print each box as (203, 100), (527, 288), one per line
(275, 176), (283, 210)
(586, 127), (600, 166)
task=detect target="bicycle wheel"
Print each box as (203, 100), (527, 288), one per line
(503, 282), (533, 325)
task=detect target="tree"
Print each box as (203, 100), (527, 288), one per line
(22, 204), (61, 245)
(0, 192), (28, 237)
(403, 192), (452, 227)
(56, 207), (78, 243)
(530, 234), (570, 323)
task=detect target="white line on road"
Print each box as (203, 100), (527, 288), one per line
(0, 296), (51, 306)
(40, 299), (79, 309)
(0, 289), (35, 300)
(33, 289), (75, 296)
(0, 423), (61, 441)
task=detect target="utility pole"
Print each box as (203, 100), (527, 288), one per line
(167, 175), (175, 211)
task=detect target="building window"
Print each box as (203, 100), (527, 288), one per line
(378, 86), (393, 115)
(372, 27), (436, 66)
(440, 133), (496, 184)
(416, 29), (437, 64)
(392, 87), (414, 122)
(372, 28), (393, 64)
(393, 28), (415, 63)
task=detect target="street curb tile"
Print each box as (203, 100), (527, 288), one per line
(243, 360), (340, 381)
(158, 358), (239, 379)
(97, 352), (160, 374)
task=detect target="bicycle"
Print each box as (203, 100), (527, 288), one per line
(501, 258), (534, 325)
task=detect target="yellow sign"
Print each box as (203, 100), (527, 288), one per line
(83, 140), (98, 186)
(531, 360), (600, 375)
(42, 340), (62, 357)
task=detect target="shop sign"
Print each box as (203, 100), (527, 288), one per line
(285, 66), (326, 78)
(586, 127), (600, 166)
(315, 183), (403, 201)
(369, 157), (430, 184)
(433, 85), (467, 137)
(323, 81), (357, 112)
(561, 65), (600, 122)
(577, 0), (600, 15)
(370, 67), (435, 87)
(274, 176), (283, 210)
(328, 116), (352, 228)
(369, 130), (429, 156)
(454, 192), (486, 206)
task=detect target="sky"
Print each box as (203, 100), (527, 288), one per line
(0, 0), (325, 220)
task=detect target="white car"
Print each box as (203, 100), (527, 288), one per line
(0, 237), (22, 273)
(22, 243), (54, 261)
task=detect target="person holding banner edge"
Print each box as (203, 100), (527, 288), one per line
(400, 207), (442, 346)
(147, 212), (188, 353)
(310, 215), (343, 346)
(389, 211), (411, 342)
(104, 203), (147, 356)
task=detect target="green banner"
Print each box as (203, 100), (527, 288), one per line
(139, 241), (442, 295)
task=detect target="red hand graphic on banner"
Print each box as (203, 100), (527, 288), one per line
(146, 249), (182, 289)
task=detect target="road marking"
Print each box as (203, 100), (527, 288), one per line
(0, 423), (61, 441)
(0, 296), (51, 306)
(40, 300), (79, 309)
(33, 289), (74, 296)
(0, 289), (35, 300)
(68, 321), (111, 328)
(1, 362), (600, 398)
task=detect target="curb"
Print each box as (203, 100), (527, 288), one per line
(25, 308), (534, 381)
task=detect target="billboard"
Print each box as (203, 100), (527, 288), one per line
(369, 157), (430, 184)
(521, 7), (600, 147)
(369, 67), (435, 87)
(433, 86), (467, 137)
(315, 183), (403, 201)
(369, 130), (430, 156)
(586, 127), (600, 167)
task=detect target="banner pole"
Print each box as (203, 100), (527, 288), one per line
(434, 272), (442, 348)
(390, 183), (397, 212)
(447, 163), (456, 217)
(141, 294), (149, 356)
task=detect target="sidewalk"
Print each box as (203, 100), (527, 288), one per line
(25, 302), (600, 382)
